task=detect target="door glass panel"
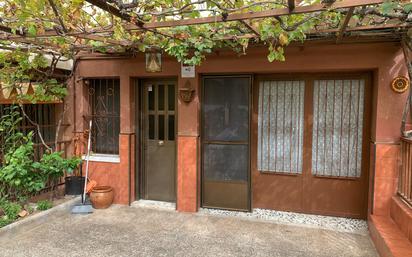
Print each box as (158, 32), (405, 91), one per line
(203, 77), (249, 142)
(257, 81), (304, 174)
(158, 115), (165, 140)
(148, 115), (155, 140)
(158, 84), (164, 111)
(168, 115), (175, 141)
(312, 79), (365, 177)
(204, 144), (248, 182)
(148, 86), (155, 111)
(202, 76), (250, 211)
(168, 84), (175, 111)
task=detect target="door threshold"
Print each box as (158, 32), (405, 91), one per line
(132, 200), (176, 211)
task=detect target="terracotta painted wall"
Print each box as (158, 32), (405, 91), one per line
(70, 42), (408, 213)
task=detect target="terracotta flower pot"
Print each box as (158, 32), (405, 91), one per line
(90, 186), (114, 209)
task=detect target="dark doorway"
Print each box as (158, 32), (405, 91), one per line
(201, 76), (251, 211)
(141, 79), (177, 202)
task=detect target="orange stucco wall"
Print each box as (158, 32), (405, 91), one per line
(70, 42), (409, 216)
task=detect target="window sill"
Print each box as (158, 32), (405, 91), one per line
(82, 154), (120, 163)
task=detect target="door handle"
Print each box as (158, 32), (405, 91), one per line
(158, 140), (165, 146)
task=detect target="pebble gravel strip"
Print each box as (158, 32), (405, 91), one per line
(132, 200), (368, 235)
(199, 208), (369, 235)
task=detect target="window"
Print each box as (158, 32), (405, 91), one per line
(312, 79), (365, 177)
(257, 77), (366, 178)
(257, 80), (305, 174)
(88, 79), (120, 155)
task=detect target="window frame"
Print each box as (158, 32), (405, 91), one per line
(87, 78), (121, 155)
(254, 73), (371, 181)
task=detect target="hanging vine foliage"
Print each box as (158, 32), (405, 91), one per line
(0, 0), (410, 101)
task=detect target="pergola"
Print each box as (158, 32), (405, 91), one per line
(0, 1), (411, 116)
(0, 0), (410, 56)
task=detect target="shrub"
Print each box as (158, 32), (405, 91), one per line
(0, 132), (45, 201)
(36, 200), (53, 211)
(33, 152), (81, 181)
(0, 106), (81, 202)
(0, 217), (12, 228)
(0, 106), (25, 156)
(0, 200), (22, 220)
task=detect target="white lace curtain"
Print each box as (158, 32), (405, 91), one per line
(312, 79), (365, 178)
(257, 80), (305, 174)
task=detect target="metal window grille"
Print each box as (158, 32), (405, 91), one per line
(87, 79), (120, 155)
(257, 80), (305, 174)
(312, 79), (365, 177)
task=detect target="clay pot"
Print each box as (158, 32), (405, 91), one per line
(90, 186), (114, 209)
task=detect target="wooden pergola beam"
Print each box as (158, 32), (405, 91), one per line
(3, 21), (408, 46)
(76, 34), (132, 47)
(0, 24), (25, 36)
(2, 0), (385, 40)
(241, 20), (260, 36)
(318, 22), (411, 33)
(217, 22), (412, 40)
(336, 7), (355, 43)
(122, 0), (384, 30)
(0, 24), (132, 49)
(85, 0), (177, 40)
(223, 0), (260, 36)
(0, 1), (136, 49)
(0, 24), (63, 51)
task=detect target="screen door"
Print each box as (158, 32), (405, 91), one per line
(202, 76), (251, 211)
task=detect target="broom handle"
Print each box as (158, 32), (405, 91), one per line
(83, 120), (92, 204)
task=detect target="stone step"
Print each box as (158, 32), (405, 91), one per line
(369, 215), (412, 257)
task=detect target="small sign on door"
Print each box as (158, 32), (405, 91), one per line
(181, 63), (195, 78)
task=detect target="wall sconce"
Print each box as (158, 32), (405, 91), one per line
(146, 52), (162, 72)
(179, 80), (195, 103)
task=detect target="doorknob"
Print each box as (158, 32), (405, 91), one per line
(158, 140), (165, 146)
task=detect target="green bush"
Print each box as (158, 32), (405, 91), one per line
(0, 132), (46, 201)
(0, 106), (81, 202)
(0, 199), (22, 228)
(0, 106), (25, 156)
(33, 152), (81, 180)
(0, 200), (22, 220)
(0, 217), (12, 228)
(36, 200), (53, 211)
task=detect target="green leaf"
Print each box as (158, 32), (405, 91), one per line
(404, 3), (412, 13)
(381, 1), (397, 14)
(27, 25), (37, 36)
(267, 51), (276, 62)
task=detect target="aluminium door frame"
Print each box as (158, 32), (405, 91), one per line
(200, 74), (253, 212)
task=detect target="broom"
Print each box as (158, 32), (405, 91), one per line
(72, 120), (94, 214)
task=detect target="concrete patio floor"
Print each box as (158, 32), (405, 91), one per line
(0, 205), (377, 257)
